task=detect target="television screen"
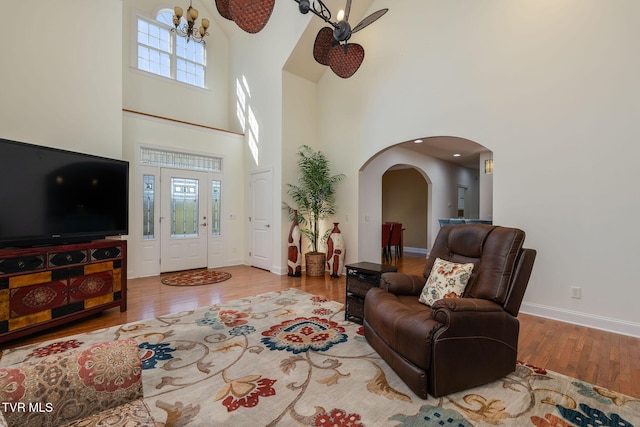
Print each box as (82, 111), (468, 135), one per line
(0, 138), (129, 248)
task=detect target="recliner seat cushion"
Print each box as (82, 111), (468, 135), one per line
(364, 289), (441, 371)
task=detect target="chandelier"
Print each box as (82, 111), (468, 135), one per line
(173, 1), (210, 44)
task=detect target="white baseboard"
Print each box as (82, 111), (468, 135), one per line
(404, 247), (428, 255)
(520, 302), (640, 338)
(223, 258), (245, 267)
(271, 265), (287, 275)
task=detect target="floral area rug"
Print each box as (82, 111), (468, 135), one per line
(1, 289), (638, 426)
(160, 269), (231, 286)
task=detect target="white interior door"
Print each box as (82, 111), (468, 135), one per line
(249, 170), (272, 270)
(160, 169), (208, 273)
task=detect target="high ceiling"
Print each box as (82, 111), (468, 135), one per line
(207, 1), (490, 170)
(281, 4), (491, 170)
(397, 136), (489, 170)
(284, 0), (375, 82)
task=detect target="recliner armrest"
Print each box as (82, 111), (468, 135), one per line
(380, 272), (425, 295)
(431, 297), (504, 313)
(430, 298), (518, 339)
(428, 297), (520, 398)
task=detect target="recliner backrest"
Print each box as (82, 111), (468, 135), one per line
(424, 224), (525, 305)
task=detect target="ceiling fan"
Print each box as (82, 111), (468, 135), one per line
(215, 0), (276, 34)
(298, 0), (388, 78)
(214, 0), (388, 78)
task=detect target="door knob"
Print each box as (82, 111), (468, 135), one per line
(200, 223), (207, 226)
(265, 224), (270, 228)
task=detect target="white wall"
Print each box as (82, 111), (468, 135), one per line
(122, 114), (245, 278)
(1, 0), (241, 277)
(3, 0), (639, 336)
(0, 0), (123, 159)
(119, 0), (241, 276)
(282, 71), (319, 266)
(228, 3), (311, 272)
(314, 0), (640, 335)
(122, 0), (229, 129)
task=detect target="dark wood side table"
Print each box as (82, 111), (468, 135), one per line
(345, 262), (398, 324)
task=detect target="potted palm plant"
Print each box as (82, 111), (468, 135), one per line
(285, 145), (345, 276)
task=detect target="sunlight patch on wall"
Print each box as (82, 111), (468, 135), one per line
(248, 106), (259, 165)
(236, 75), (260, 166)
(236, 78), (246, 132)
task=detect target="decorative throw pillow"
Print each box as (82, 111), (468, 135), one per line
(419, 257), (474, 306)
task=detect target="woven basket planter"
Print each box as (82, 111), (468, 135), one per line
(305, 252), (326, 277)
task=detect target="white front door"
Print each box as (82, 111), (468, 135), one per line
(249, 170), (272, 271)
(160, 169), (209, 273)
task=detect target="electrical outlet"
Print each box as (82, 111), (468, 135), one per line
(571, 286), (582, 299)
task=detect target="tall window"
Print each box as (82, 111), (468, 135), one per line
(137, 10), (206, 88)
(143, 175), (155, 240)
(212, 180), (221, 236)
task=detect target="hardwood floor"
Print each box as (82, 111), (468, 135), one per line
(2, 254), (638, 398)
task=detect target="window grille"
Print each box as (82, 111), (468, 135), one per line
(137, 17), (171, 78)
(136, 10), (206, 88)
(170, 178), (199, 238)
(212, 180), (221, 236)
(140, 148), (222, 172)
(142, 175), (155, 239)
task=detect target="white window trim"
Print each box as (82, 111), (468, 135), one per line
(131, 9), (208, 89)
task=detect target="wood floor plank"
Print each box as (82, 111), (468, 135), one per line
(1, 254), (638, 398)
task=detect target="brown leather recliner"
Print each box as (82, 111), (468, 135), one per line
(363, 224), (536, 398)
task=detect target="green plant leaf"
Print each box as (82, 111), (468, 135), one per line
(284, 145), (345, 253)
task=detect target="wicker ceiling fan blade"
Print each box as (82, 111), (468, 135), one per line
(215, 0), (233, 20)
(327, 43), (364, 79)
(352, 8), (388, 34)
(313, 27), (337, 65)
(229, 0), (275, 34)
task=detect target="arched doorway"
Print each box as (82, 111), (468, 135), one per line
(382, 166), (428, 255)
(358, 136), (492, 264)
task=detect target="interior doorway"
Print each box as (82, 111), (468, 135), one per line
(382, 167), (428, 255)
(457, 186), (468, 218)
(357, 137), (492, 264)
(249, 169), (272, 271)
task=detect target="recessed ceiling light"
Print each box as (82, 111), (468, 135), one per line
(453, 153), (461, 157)
(413, 139), (423, 143)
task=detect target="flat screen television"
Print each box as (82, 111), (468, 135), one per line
(0, 138), (129, 248)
